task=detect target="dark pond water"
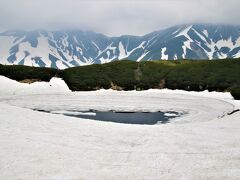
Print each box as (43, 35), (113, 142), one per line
(58, 110), (182, 125)
(33, 108), (184, 125)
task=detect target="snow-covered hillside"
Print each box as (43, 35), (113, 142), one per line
(0, 24), (240, 69)
(0, 75), (240, 179)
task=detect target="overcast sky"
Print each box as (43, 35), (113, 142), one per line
(0, 0), (239, 36)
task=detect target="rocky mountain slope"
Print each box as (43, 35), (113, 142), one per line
(0, 24), (239, 69)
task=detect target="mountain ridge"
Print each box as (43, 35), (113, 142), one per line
(0, 23), (240, 69)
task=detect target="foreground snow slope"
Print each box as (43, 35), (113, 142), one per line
(0, 76), (240, 179)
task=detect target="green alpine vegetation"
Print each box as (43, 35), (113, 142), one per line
(60, 59), (240, 92)
(0, 64), (57, 82)
(230, 87), (240, 100)
(1, 59), (240, 99)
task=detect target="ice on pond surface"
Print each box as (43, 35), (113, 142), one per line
(48, 110), (184, 125)
(1, 75), (240, 179)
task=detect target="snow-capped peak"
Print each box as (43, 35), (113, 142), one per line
(0, 24), (240, 69)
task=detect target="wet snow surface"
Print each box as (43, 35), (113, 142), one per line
(0, 76), (240, 179)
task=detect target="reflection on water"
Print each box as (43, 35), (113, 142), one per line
(59, 111), (182, 125)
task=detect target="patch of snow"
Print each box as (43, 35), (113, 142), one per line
(52, 111), (96, 116)
(203, 30), (208, 37)
(15, 51), (27, 64)
(118, 41), (146, 60)
(137, 51), (149, 62)
(76, 46), (83, 55)
(62, 35), (69, 47)
(126, 41), (145, 56)
(92, 41), (101, 53)
(56, 60), (69, 69)
(16, 35), (52, 67)
(233, 50), (240, 58)
(174, 54), (177, 60)
(161, 47), (168, 60)
(164, 112), (178, 117)
(182, 39), (192, 59)
(106, 51), (110, 58)
(175, 25), (192, 40)
(0, 36), (15, 64)
(205, 37), (237, 60)
(192, 28), (208, 43)
(175, 26), (195, 59)
(73, 36), (79, 44)
(215, 38), (235, 50)
(117, 41), (147, 61)
(171, 27), (181, 36)
(99, 56), (113, 64)
(118, 41), (127, 60)
(80, 41), (87, 51)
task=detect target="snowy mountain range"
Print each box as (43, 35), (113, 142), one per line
(0, 24), (240, 69)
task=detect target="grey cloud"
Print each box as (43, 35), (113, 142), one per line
(0, 0), (239, 35)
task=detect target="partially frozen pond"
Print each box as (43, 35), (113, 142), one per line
(1, 76), (240, 179)
(38, 110), (184, 125)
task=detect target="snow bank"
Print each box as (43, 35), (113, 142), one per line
(151, 88), (233, 99)
(0, 75), (70, 95)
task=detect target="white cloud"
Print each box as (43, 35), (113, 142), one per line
(0, 0), (239, 36)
